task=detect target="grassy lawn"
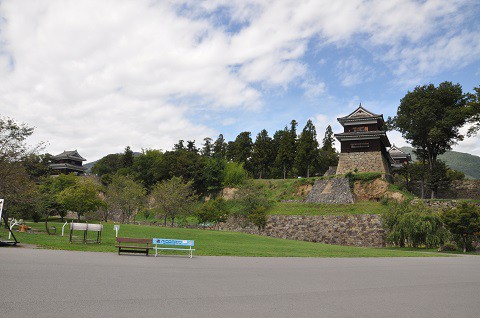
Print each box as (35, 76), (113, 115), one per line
(269, 201), (388, 216)
(1, 221), (446, 257)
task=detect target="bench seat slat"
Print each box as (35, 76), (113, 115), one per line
(116, 237), (151, 256)
(154, 247), (196, 251)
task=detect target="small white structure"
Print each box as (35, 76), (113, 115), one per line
(69, 222), (103, 244)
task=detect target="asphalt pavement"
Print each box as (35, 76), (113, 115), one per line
(1, 247), (479, 317)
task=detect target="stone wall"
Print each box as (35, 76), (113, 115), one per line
(217, 214), (385, 247)
(336, 151), (390, 175)
(411, 199), (480, 210)
(305, 178), (354, 204)
(437, 180), (480, 200)
(411, 180), (480, 200)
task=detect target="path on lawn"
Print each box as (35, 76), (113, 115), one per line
(1, 248), (479, 318)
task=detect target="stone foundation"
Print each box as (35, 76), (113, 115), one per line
(305, 178), (354, 204)
(217, 214), (385, 247)
(336, 151), (390, 175)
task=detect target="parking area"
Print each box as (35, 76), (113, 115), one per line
(1, 248), (479, 317)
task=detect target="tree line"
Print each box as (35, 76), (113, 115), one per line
(91, 120), (339, 195)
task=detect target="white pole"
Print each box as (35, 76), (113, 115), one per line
(8, 219), (18, 240)
(0, 199), (4, 227)
(61, 221), (68, 236)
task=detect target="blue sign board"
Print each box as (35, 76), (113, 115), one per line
(152, 238), (194, 246)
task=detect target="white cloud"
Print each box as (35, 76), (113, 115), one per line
(337, 57), (375, 87)
(302, 81), (327, 98)
(0, 0), (478, 160)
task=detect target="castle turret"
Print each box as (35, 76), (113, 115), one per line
(334, 104), (393, 175)
(49, 150), (87, 175)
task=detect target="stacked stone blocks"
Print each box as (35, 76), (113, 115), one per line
(218, 214), (386, 247)
(305, 178), (354, 204)
(336, 151), (390, 175)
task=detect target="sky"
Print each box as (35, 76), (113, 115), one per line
(1, 0), (479, 162)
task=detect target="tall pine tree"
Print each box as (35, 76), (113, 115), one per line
(295, 120), (319, 178)
(275, 120), (297, 179)
(251, 129), (274, 179)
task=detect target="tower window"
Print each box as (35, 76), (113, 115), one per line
(351, 143), (369, 149)
(352, 126), (368, 132)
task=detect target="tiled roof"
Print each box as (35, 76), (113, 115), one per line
(52, 150), (86, 161)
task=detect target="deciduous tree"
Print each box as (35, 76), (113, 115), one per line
(392, 82), (477, 198)
(150, 176), (197, 226)
(442, 203), (480, 253)
(105, 174), (146, 223)
(0, 116), (42, 226)
(57, 178), (104, 221)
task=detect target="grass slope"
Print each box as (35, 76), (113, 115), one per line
(251, 176), (396, 216)
(2, 222), (441, 257)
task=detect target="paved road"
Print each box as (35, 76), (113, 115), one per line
(1, 248), (479, 318)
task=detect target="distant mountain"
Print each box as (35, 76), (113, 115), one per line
(400, 147), (480, 179)
(83, 152), (142, 173)
(83, 161), (96, 173)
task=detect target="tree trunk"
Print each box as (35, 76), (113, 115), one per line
(428, 151), (437, 199)
(306, 163), (310, 178)
(463, 236), (467, 253)
(164, 215), (167, 226)
(3, 212), (8, 229)
(171, 217), (175, 227)
(283, 164), (286, 179)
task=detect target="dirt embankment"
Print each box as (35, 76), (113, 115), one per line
(353, 178), (405, 202)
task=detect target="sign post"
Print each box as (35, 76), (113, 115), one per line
(0, 199), (3, 227)
(114, 224), (120, 237)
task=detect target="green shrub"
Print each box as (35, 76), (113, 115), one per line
(380, 197), (390, 206)
(382, 201), (448, 248)
(223, 162), (247, 187)
(232, 182), (272, 230)
(142, 209), (151, 220)
(346, 172), (382, 188)
(438, 242), (457, 252)
(195, 197), (229, 228)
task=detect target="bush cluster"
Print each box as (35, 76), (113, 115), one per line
(383, 201), (480, 252)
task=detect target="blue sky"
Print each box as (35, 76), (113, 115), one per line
(0, 0), (479, 161)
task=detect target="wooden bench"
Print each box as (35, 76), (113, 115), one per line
(153, 238), (195, 258)
(115, 237), (152, 256)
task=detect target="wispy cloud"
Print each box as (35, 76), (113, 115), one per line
(0, 0), (478, 160)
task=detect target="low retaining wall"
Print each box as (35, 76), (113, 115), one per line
(411, 180), (480, 200)
(218, 214), (385, 247)
(412, 199), (480, 210)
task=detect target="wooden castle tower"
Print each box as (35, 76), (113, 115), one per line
(334, 104), (393, 175)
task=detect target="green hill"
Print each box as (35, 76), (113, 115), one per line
(401, 147), (480, 179)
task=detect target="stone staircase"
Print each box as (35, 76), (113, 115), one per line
(304, 177), (355, 204)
